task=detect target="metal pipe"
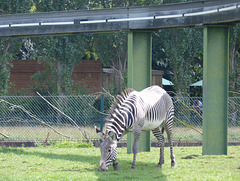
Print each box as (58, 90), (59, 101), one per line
(108, 17), (154, 22)
(41, 22), (74, 25)
(11, 23), (40, 27)
(80, 20), (106, 24)
(218, 5), (237, 12)
(184, 9), (218, 17)
(155, 14), (183, 19)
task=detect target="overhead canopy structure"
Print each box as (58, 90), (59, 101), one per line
(0, 0), (240, 37)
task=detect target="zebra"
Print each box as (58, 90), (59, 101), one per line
(96, 85), (176, 171)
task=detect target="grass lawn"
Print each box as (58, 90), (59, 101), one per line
(0, 145), (239, 181)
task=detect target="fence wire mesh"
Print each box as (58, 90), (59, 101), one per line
(0, 95), (239, 142)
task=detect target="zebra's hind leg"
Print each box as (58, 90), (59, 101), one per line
(152, 127), (165, 168)
(165, 120), (177, 168)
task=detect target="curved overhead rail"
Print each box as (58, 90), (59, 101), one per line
(0, 0), (240, 37)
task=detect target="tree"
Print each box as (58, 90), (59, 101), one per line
(30, 35), (88, 95)
(90, 0), (205, 96)
(0, 0), (32, 14)
(1, 0), (239, 96)
(0, 39), (18, 95)
(27, 1), (90, 95)
(93, 32), (128, 94)
(88, 0), (162, 8)
(0, 1), (32, 95)
(229, 25), (240, 96)
(31, 0), (89, 11)
(90, 0), (163, 94)
(0, 0), (97, 95)
(154, 28), (203, 96)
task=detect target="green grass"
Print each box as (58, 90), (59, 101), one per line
(0, 145), (240, 181)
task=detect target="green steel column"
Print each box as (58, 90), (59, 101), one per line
(203, 26), (229, 155)
(127, 31), (152, 154)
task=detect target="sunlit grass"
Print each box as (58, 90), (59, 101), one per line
(0, 145), (239, 180)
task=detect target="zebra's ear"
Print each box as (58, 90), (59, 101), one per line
(95, 126), (104, 139)
(108, 131), (117, 141)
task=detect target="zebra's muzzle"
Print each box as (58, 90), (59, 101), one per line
(98, 162), (108, 171)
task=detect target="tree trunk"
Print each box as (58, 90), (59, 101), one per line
(56, 59), (64, 124)
(1, 41), (11, 94)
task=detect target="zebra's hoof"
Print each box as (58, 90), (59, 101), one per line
(171, 161), (177, 168)
(156, 164), (162, 168)
(113, 163), (119, 170)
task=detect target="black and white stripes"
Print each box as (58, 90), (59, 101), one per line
(96, 85), (176, 171)
(105, 89), (137, 141)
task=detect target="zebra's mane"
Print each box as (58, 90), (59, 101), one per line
(105, 88), (134, 123)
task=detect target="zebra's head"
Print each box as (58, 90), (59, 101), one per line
(96, 127), (118, 171)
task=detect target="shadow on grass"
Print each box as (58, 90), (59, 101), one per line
(181, 154), (200, 159)
(0, 146), (98, 164)
(0, 147), (168, 180)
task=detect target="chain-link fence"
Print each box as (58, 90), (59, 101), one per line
(0, 95), (239, 142)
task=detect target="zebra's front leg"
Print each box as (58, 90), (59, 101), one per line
(131, 128), (141, 169)
(113, 159), (119, 170)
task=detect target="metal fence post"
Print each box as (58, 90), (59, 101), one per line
(100, 94), (105, 132)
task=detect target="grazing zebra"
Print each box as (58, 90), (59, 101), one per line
(96, 85), (176, 171)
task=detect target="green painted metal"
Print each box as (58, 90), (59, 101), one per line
(203, 26), (229, 155)
(1, 1), (239, 37)
(127, 31), (152, 154)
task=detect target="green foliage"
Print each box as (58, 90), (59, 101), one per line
(155, 28), (203, 96)
(0, 1), (91, 96)
(93, 32), (128, 93)
(0, 38), (22, 95)
(89, 0), (162, 8)
(30, 34), (88, 95)
(0, 0), (240, 96)
(27, 1), (92, 95)
(0, 0), (32, 14)
(30, 0), (89, 12)
(229, 25), (240, 95)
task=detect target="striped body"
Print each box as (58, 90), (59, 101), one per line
(96, 85), (176, 171)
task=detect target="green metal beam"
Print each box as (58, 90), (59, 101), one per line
(202, 26), (229, 155)
(127, 31), (152, 153)
(127, 31), (152, 154)
(1, 1), (240, 37)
